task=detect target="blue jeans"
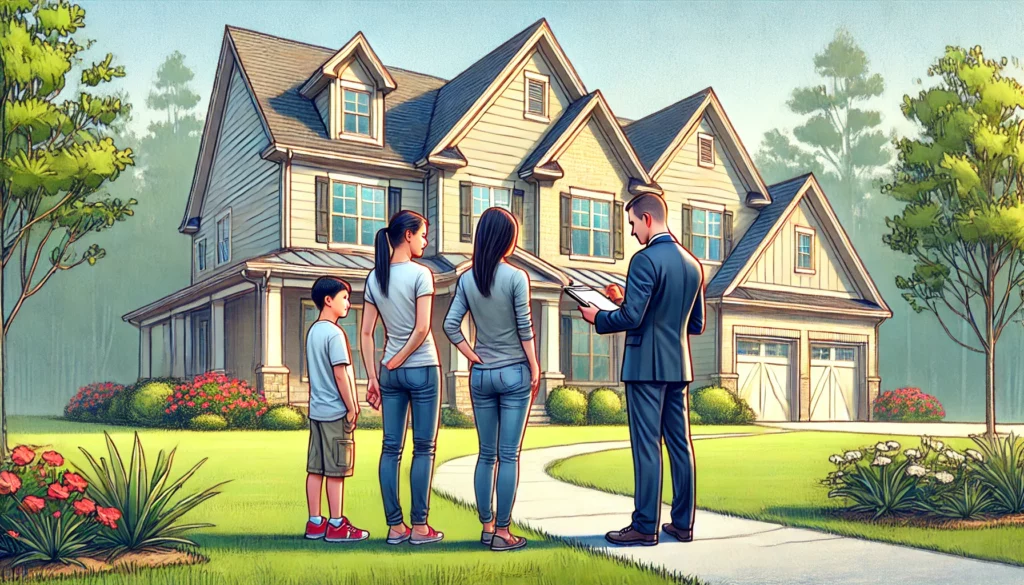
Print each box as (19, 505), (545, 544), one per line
(378, 365), (440, 526)
(470, 361), (532, 528)
(626, 382), (695, 535)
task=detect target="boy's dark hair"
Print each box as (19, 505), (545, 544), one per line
(311, 276), (351, 311)
(624, 193), (667, 222)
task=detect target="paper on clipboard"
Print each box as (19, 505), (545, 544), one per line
(564, 285), (620, 311)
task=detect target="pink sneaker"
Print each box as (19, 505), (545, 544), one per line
(325, 518), (370, 543)
(305, 517), (327, 540)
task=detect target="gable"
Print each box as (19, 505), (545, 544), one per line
(558, 118), (631, 187)
(742, 198), (859, 297)
(338, 58), (374, 85)
(660, 118), (751, 208)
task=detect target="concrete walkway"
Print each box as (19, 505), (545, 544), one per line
(433, 438), (1024, 585)
(757, 421), (1024, 437)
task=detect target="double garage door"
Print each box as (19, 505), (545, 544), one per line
(735, 338), (860, 421)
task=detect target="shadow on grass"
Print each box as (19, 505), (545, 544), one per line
(192, 533), (563, 554)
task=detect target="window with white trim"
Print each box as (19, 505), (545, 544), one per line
(795, 226), (815, 273)
(524, 71), (549, 121)
(342, 88), (371, 136)
(331, 182), (386, 246)
(697, 133), (715, 168)
(691, 207), (723, 262)
(195, 238), (207, 272)
(215, 212), (231, 265)
(471, 185), (511, 233)
(568, 316), (613, 382)
(571, 197), (612, 258)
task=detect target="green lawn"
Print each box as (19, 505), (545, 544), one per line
(7, 417), (756, 585)
(550, 431), (1024, 567)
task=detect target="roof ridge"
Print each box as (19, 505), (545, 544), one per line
(766, 172), (814, 189)
(438, 19), (546, 93)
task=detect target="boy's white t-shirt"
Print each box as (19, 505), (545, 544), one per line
(305, 320), (352, 422)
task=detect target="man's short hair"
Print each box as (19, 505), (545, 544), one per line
(625, 194), (667, 223)
(311, 276), (351, 311)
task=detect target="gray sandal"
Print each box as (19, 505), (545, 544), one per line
(481, 531), (495, 546)
(490, 533), (527, 552)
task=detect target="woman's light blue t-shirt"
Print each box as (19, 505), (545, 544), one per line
(364, 261), (440, 368)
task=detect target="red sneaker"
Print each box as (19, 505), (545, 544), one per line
(325, 518), (370, 543)
(305, 517), (328, 540)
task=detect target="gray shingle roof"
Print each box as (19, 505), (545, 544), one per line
(421, 19), (546, 159)
(731, 287), (884, 312)
(706, 174), (810, 297)
(520, 92), (596, 173)
(562, 266), (626, 289)
(623, 88), (710, 171)
(227, 26), (447, 165)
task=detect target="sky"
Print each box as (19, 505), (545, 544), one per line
(80, 0), (1024, 153)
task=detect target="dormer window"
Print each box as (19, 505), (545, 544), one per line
(697, 133), (715, 168)
(342, 88), (371, 135)
(795, 226), (815, 274)
(524, 71), (549, 122)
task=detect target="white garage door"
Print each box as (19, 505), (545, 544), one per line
(810, 345), (859, 421)
(736, 339), (794, 421)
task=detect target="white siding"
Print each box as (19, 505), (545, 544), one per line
(193, 64), (280, 283)
(743, 200), (858, 296)
(444, 50), (571, 254)
(425, 169), (439, 255)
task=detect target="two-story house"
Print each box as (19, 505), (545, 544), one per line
(124, 19), (891, 422)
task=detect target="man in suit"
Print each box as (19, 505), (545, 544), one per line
(578, 193), (705, 546)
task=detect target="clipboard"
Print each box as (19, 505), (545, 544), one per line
(564, 285), (620, 312)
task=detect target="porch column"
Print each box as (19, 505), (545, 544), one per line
(183, 313), (193, 378)
(211, 299), (226, 372)
(257, 281), (290, 405)
(798, 331), (811, 421)
(139, 325), (152, 380)
(536, 295), (565, 403)
(171, 314), (186, 378)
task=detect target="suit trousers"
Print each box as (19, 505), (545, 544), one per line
(625, 382), (696, 535)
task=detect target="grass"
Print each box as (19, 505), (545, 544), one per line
(6, 417), (759, 585)
(549, 430), (1024, 567)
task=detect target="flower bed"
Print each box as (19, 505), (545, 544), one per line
(165, 373), (270, 430)
(872, 387), (945, 422)
(823, 433), (1024, 525)
(64, 382), (126, 421)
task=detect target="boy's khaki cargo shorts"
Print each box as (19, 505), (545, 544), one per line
(307, 418), (355, 478)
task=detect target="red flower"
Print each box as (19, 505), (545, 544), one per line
(63, 472), (88, 493)
(73, 498), (96, 516)
(96, 506), (121, 529)
(41, 451), (64, 467)
(6, 531), (18, 539)
(52, 510), (61, 518)
(0, 471), (21, 495)
(47, 482), (70, 500)
(11, 446), (35, 466)
(201, 402), (209, 409)
(21, 496), (45, 514)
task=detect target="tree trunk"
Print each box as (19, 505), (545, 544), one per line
(0, 265), (7, 458)
(985, 318), (997, 438)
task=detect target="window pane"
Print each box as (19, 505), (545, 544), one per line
(571, 319), (589, 353)
(356, 115), (369, 135)
(572, 198), (590, 227)
(593, 231), (610, 257)
(362, 187), (385, 219)
(572, 229), (591, 255)
(592, 201), (610, 230)
(708, 212), (721, 237)
(332, 216), (357, 244)
(764, 343), (789, 358)
(692, 209), (706, 236)
(836, 347), (856, 362)
(812, 347), (830, 360)
(356, 91), (370, 113)
(343, 90), (357, 111)
(737, 340), (760, 356)
(473, 186), (489, 216)
(592, 357), (611, 382)
(692, 235), (707, 259)
(592, 333), (610, 356)
(708, 237), (721, 261)
(344, 114), (357, 134)
(572, 356), (591, 381)
(362, 219), (384, 246)
(493, 188), (510, 210)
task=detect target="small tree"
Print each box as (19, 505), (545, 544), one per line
(1, 0), (135, 453)
(883, 45), (1024, 437)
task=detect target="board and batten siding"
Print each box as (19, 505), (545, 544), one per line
(742, 200), (857, 297)
(290, 164), (424, 249)
(689, 304), (718, 388)
(224, 293), (256, 386)
(443, 50), (570, 254)
(314, 89), (330, 135)
(658, 118), (755, 283)
(544, 118), (635, 275)
(193, 64), (281, 283)
(425, 169), (439, 256)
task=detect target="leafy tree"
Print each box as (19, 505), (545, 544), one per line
(1, 0), (135, 453)
(883, 46), (1024, 437)
(755, 28), (890, 234)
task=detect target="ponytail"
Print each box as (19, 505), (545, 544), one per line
(373, 210), (427, 298)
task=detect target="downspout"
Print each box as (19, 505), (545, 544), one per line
(241, 268), (270, 394)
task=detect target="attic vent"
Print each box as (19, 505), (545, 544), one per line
(697, 133), (715, 168)
(524, 71), (549, 121)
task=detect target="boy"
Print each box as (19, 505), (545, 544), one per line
(303, 276), (369, 543)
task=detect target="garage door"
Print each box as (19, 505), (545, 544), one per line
(810, 345), (859, 421)
(736, 339), (794, 421)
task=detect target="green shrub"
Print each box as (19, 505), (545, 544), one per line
(691, 386), (754, 425)
(547, 386), (587, 426)
(260, 406), (307, 431)
(588, 388), (623, 425)
(107, 387), (135, 424)
(690, 411), (703, 426)
(190, 414), (229, 431)
(358, 414), (383, 430)
(128, 381), (176, 426)
(441, 407), (475, 428)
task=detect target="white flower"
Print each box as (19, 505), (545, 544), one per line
(906, 465), (928, 477)
(875, 442), (891, 452)
(934, 471), (955, 484)
(944, 450), (966, 464)
(872, 456), (893, 467)
(934, 440), (945, 451)
(904, 449), (922, 459)
(844, 450), (863, 462)
(965, 449), (984, 463)
(829, 455), (844, 465)
(887, 441), (901, 451)
(835, 471), (844, 479)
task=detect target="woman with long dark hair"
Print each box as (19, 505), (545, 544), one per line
(360, 210), (443, 545)
(443, 207), (540, 552)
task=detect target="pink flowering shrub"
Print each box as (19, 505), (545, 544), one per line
(64, 382), (126, 421)
(873, 387), (945, 422)
(165, 373), (268, 429)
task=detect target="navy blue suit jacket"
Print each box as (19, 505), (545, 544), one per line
(594, 233), (705, 383)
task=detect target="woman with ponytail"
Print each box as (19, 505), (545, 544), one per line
(442, 207), (540, 552)
(360, 210), (443, 545)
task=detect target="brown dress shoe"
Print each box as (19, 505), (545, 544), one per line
(662, 523), (693, 542)
(605, 525), (658, 546)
